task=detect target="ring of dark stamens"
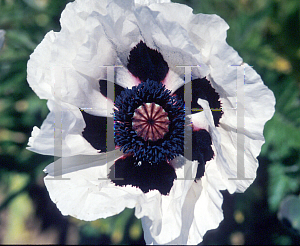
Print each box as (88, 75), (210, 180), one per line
(114, 79), (185, 165)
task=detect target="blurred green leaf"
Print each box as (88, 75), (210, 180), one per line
(268, 163), (300, 211)
(278, 195), (300, 235)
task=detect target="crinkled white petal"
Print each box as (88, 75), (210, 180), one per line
(197, 99), (239, 193)
(70, 0), (143, 81)
(133, 156), (197, 239)
(138, 157), (198, 244)
(135, 0), (170, 6)
(142, 155), (226, 245)
(134, 3), (209, 79)
(205, 29), (275, 178)
(188, 14), (229, 62)
(60, 0), (109, 32)
(192, 155), (226, 243)
(207, 39), (275, 193)
(27, 100), (99, 157)
(44, 150), (144, 220)
(44, 153), (201, 227)
(27, 28), (113, 117)
(28, 0), (220, 119)
(198, 77), (275, 193)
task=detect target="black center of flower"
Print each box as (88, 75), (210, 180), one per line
(81, 41), (218, 195)
(114, 79), (185, 165)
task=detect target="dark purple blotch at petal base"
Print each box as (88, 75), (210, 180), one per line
(174, 77), (223, 126)
(108, 155), (177, 195)
(81, 111), (111, 152)
(192, 129), (214, 180)
(99, 80), (125, 99)
(127, 41), (169, 82)
(174, 78), (218, 179)
(82, 81), (126, 152)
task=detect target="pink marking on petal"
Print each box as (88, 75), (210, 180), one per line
(130, 73), (142, 86)
(161, 71), (171, 87)
(192, 124), (203, 131)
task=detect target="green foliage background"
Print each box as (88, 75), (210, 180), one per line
(0, 0), (299, 244)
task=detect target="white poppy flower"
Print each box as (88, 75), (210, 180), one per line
(27, 0), (275, 244)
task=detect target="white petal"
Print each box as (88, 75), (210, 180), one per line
(207, 41), (275, 192)
(191, 159), (226, 243)
(188, 111), (209, 131)
(27, 100), (99, 157)
(198, 78), (275, 193)
(206, 30), (275, 162)
(188, 13), (229, 61)
(60, 0), (143, 88)
(216, 66), (275, 192)
(162, 70), (184, 93)
(170, 149), (227, 245)
(141, 157), (199, 244)
(135, 0), (170, 6)
(44, 150), (123, 176)
(142, 155), (226, 245)
(71, 12), (118, 80)
(44, 150), (144, 221)
(27, 28), (113, 117)
(171, 159), (225, 245)
(27, 31), (56, 101)
(135, 3), (209, 78)
(116, 66), (141, 89)
(197, 99), (236, 192)
(146, 3), (211, 78)
(60, 0), (109, 33)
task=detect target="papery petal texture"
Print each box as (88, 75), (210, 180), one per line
(27, 100), (99, 157)
(27, 0), (275, 245)
(44, 150), (144, 220)
(142, 156), (226, 245)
